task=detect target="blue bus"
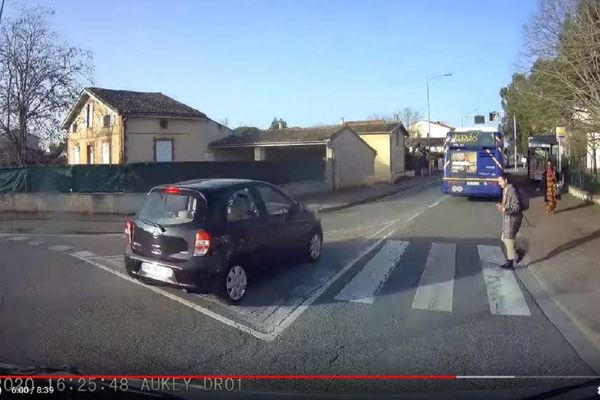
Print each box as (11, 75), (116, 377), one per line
(442, 127), (505, 198)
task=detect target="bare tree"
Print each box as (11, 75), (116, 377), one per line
(521, 0), (600, 175)
(365, 112), (392, 121)
(523, 0), (577, 61)
(398, 107), (422, 137)
(0, 6), (94, 165)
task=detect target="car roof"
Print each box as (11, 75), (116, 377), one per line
(153, 178), (273, 193)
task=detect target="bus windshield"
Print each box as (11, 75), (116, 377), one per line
(448, 131), (496, 148)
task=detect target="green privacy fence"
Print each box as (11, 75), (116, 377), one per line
(568, 170), (600, 194)
(0, 161), (326, 193)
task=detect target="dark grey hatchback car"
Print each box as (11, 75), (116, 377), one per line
(124, 179), (323, 303)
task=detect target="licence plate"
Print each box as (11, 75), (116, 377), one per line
(141, 263), (174, 281)
(466, 181), (479, 186)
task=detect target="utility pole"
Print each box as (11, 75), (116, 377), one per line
(513, 115), (517, 172)
(426, 76), (431, 176)
(426, 73), (452, 176)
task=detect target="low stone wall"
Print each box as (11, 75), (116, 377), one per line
(0, 180), (331, 214)
(568, 185), (600, 206)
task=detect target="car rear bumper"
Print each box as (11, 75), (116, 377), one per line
(124, 247), (222, 289)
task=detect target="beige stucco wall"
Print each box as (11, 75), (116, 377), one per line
(389, 127), (406, 180)
(125, 117), (231, 163)
(359, 133), (391, 183)
(332, 128), (376, 188)
(67, 97), (123, 165)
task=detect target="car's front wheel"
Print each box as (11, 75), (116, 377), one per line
(307, 230), (323, 263)
(219, 264), (248, 304)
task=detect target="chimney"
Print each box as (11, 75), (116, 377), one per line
(278, 121), (283, 130)
(340, 117), (345, 125)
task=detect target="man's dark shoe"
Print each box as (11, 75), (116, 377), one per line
(516, 249), (526, 264)
(500, 260), (514, 270)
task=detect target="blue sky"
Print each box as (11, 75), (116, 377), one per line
(9, 0), (538, 129)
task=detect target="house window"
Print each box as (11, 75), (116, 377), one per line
(103, 114), (114, 128)
(87, 144), (94, 164)
(86, 103), (93, 128)
(155, 139), (173, 162)
(73, 145), (80, 164)
(102, 141), (111, 164)
(396, 131), (400, 146)
(159, 119), (168, 129)
(72, 123), (78, 133)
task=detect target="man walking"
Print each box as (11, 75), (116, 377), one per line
(497, 173), (526, 269)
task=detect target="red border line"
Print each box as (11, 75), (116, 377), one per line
(0, 375), (457, 380)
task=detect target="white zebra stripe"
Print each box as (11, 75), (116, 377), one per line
(412, 242), (456, 312)
(334, 240), (409, 304)
(478, 245), (531, 316)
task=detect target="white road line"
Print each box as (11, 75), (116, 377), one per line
(267, 218), (401, 339)
(0, 233), (11, 237)
(412, 242), (456, 312)
(334, 240), (409, 304)
(266, 197), (444, 339)
(8, 236), (28, 241)
(72, 254), (274, 342)
(69, 250), (96, 258)
(428, 200), (441, 208)
(28, 241), (43, 246)
(478, 245), (531, 316)
(406, 211), (423, 222)
(48, 245), (72, 252)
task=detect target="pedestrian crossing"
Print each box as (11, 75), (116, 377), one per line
(334, 240), (408, 304)
(332, 240), (533, 317)
(1, 234), (533, 319)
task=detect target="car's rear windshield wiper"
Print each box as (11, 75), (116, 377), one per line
(138, 217), (166, 232)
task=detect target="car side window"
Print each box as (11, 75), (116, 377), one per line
(256, 185), (294, 217)
(226, 188), (260, 223)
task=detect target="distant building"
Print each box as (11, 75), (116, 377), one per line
(62, 87), (231, 165)
(210, 125), (377, 189)
(0, 130), (42, 165)
(343, 120), (407, 183)
(588, 132), (600, 172)
(410, 120), (455, 139)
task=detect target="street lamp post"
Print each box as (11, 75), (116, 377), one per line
(426, 73), (452, 175)
(513, 115), (517, 172)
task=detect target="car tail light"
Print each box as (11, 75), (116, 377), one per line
(164, 186), (181, 195)
(125, 219), (134, 245)
(194, 230), (211, 256)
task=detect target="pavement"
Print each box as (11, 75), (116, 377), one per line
(514, 175), (600, 365)
(1, 176), (600, 398)
(0, 173), (441, 234)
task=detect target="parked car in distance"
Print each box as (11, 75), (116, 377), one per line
(124, 179), (323, 303)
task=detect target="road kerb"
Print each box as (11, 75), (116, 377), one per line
(317, 176), (442, 213)
(516, 261), (600, 374)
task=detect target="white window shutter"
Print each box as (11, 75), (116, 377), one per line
(90, 103), (94, 127)
(73, 146), (80, 164)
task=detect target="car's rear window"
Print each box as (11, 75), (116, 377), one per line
(138, 190), (206, 226)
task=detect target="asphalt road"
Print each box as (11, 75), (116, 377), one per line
(1, 180), (598, 398)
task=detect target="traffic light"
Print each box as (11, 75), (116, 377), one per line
(474, 115), (485, 124)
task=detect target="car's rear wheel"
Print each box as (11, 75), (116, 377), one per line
(307, 230), (323, 263)
(219, 264), (248, 303)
